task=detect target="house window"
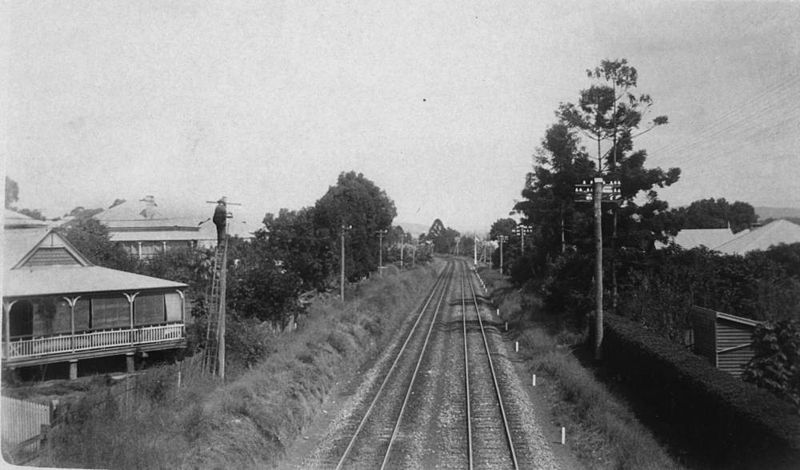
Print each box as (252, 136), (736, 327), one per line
(74, 298), (91, 331)
(165, 292), (183, 322)
(32, 297), (71, 336)
(91, 295), (129, 330)
(8, 301), (34, 339)
(134, 293), (166, 326)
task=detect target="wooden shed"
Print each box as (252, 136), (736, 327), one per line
(690, 306), (762, 378)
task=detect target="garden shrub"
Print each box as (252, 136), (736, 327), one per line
(604, 314), (800, 469)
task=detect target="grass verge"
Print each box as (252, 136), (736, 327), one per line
(478, 266), (683, 470)
(40, 262), (441, 469)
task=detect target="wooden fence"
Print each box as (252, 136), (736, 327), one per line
(2, 396), (52, 448)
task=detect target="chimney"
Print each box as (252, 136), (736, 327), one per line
(139, 195), (158, 219)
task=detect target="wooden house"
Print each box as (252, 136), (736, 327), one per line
(95, 196), (204, 259)
(94, 195), (255, 257)
(690, 306), (762, 378)
(2, 228), (187, 379)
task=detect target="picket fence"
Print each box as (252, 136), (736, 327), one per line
(1, 396), (52, 447)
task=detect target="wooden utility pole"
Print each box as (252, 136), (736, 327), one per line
(498, 235), (508, 274)
(574, 179), (620, 361)
(205, 197), (241, 381)
(340, 224), (350, 301)
(376, 229), (387, 276)
(218, 246), (227, 380)
(592, 177), (604, 361)
(341, 225), (346, 301)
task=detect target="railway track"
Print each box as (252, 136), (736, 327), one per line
(462, 262), (519, 469)
(304, 258), (554, 469)
(332, 260), (455, 469)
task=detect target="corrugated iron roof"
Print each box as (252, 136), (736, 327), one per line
(4, 265), (186, 297)
(671, 227), (741, 250)
(714, 219), (800, 255)
(3, 227), (53, 270)
(4, 209), (50, 229)
(3, 228), (187, 298)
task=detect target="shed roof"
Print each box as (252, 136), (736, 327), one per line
(714, 219), (800, 255)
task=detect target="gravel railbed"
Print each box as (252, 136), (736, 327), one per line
(300, 260), (560, 469)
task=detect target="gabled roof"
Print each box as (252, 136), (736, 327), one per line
(11, 230), (92, 270)
(3, 227), (72, 270)
(671, 227), (742, 250)
(714, 219), (800, 255)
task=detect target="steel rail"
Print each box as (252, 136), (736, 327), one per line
(379, 261), (452, 469)
(461, 266), (474, 470)
(466, 261), (520, 470)
(334, 261), (453, 470)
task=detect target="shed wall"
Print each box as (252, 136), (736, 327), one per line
(716, 320), (756, 378)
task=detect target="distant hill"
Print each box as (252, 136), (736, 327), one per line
(755, 206), (800, 222)
(395, 221), (430, 237)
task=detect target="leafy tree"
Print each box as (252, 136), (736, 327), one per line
(488, 218), (517, 271)
(314, 171), (397, 281)
(65, 206), (104, 220)
(673, 198), (757, 233)
(743, 319), (800, 412)
(489, 218), (516, 240)
(5, 176), (47, 220)
(263, 207), (331, 291)
(514, 123), (595, 260)
(59, 218), (136, 271)
(17, 208), (46, 221)
(558, 59), (680, 252)
(135, 246), (213, 300)
(227, 232), (303, 327)
(5, 176), (19, 208)
(426, 219), (460, 254)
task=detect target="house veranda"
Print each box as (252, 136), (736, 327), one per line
(2, 228), (187, 379)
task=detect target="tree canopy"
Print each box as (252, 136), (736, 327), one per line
(673, 198), (757, 233)
(59, 217), (135, 271)
(314, 171), (397, 281)
(515, 58), (681, 265)
(5, 176), (19, 208)
(426, 218), (460, 254)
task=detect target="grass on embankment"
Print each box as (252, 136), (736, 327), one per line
(42, 263), (441, 469)
(479, 267), (683, 470)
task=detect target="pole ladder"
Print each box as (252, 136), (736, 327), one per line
(203, 237), (228, 376)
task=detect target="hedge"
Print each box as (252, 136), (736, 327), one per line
(604, 314), (800, 469)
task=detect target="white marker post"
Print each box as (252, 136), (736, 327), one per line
(561, 427), (566, 445)
(515, 341), (519, 352)
(532, 374), (536, 386)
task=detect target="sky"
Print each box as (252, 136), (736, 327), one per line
(3, 0), (799, 234)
